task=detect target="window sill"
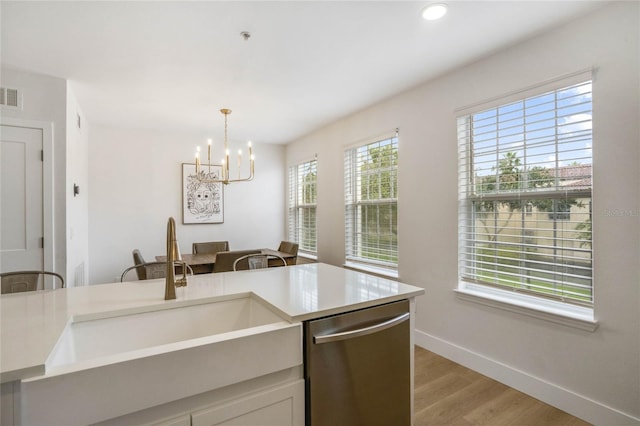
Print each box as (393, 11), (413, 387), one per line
(296, 253), (318, 265)
(343, 261), (398, 280)
(298, 252), (317, 261)
(454, 283), (598, 332)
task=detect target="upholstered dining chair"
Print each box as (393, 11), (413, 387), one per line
(213, 250), (261, 273)
(120, 262), (193, 282)
(1, 271), (65, 294)
(232, 253), (287, 271)
(277, 241), (299, 264)
(192, 241), (230, 255)
(132, 249), (148, 280)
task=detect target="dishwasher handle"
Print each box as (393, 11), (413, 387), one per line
(313, 312), (410, 344)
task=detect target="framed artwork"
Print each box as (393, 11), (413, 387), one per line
(182, 163), (224, 224)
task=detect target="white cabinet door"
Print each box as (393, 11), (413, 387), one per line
(191, 380), (304, 426)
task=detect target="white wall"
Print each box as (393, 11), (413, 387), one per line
(88, 125), (286, 284)
(65, 85), (90, 286)
(286, 2), (639, 424)
(1, 67), (68, 280)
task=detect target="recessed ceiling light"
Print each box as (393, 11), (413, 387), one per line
(422, 3), (447, 21)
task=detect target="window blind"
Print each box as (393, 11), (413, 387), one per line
(458, 81), (593, 306)
(345, 132), (398, 270)
(288, 159), (317, 253)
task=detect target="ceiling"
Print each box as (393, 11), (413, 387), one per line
(1, 1), (608, 145)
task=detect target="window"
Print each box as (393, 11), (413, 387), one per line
(458, 80), (593, 308)
(548, 200), (572, 221)
(288, 159), (317, 254)
(344, 131), (398, 273)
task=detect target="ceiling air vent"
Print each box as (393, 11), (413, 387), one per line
(0, 87), (22, 109)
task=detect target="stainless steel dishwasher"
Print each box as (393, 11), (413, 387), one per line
(304, 299), (411, 426)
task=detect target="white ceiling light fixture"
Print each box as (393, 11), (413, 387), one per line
(422, 3), (448, 21)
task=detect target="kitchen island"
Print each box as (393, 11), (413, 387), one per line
(1, 263), (424, 425)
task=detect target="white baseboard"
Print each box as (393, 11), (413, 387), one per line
(414, 329), (640, 426)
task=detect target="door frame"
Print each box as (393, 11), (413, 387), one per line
(1, 117), (55, 273)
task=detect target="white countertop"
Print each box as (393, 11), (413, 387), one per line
(0, 263), (424, 383)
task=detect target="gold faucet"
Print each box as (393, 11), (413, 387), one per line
(165, 217), (188, 300)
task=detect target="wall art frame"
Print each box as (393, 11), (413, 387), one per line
(182, 163), (224, 224)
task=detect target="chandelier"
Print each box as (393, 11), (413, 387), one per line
(195, 108), (254, 184)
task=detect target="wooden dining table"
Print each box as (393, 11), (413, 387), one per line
(155, 249), (296, 274)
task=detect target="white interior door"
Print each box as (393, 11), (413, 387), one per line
(1, 124), (44, 272)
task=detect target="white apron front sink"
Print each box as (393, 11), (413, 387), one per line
(20, 294), (302, 426)
(46, 294), (288, 369)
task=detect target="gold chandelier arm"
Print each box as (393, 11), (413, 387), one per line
(193, 108), (254, 185)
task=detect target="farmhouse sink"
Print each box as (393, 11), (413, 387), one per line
(46, 294), (289, 370)
(21, 294), (302, 426)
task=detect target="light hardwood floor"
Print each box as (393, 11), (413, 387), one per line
(413, 346), (591, 426)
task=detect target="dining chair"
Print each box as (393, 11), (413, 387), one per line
(232, 253), (287, 271)
(213, 250), (261, 273)
(192, 241), (230, 255)
(1, 271), (65, 294)
(277, 241), (299, 264)
(132, 249), (149, 280)
(120, 261), (194, 282)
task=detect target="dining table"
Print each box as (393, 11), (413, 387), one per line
(155, 249), (296, 274)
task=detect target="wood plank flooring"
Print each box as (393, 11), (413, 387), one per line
(413, 346), (591, 426)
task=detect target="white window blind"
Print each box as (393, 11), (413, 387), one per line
(458, 80), (593, 306)
(288, 159), (317, 254)
(345, 131), (398, 270)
